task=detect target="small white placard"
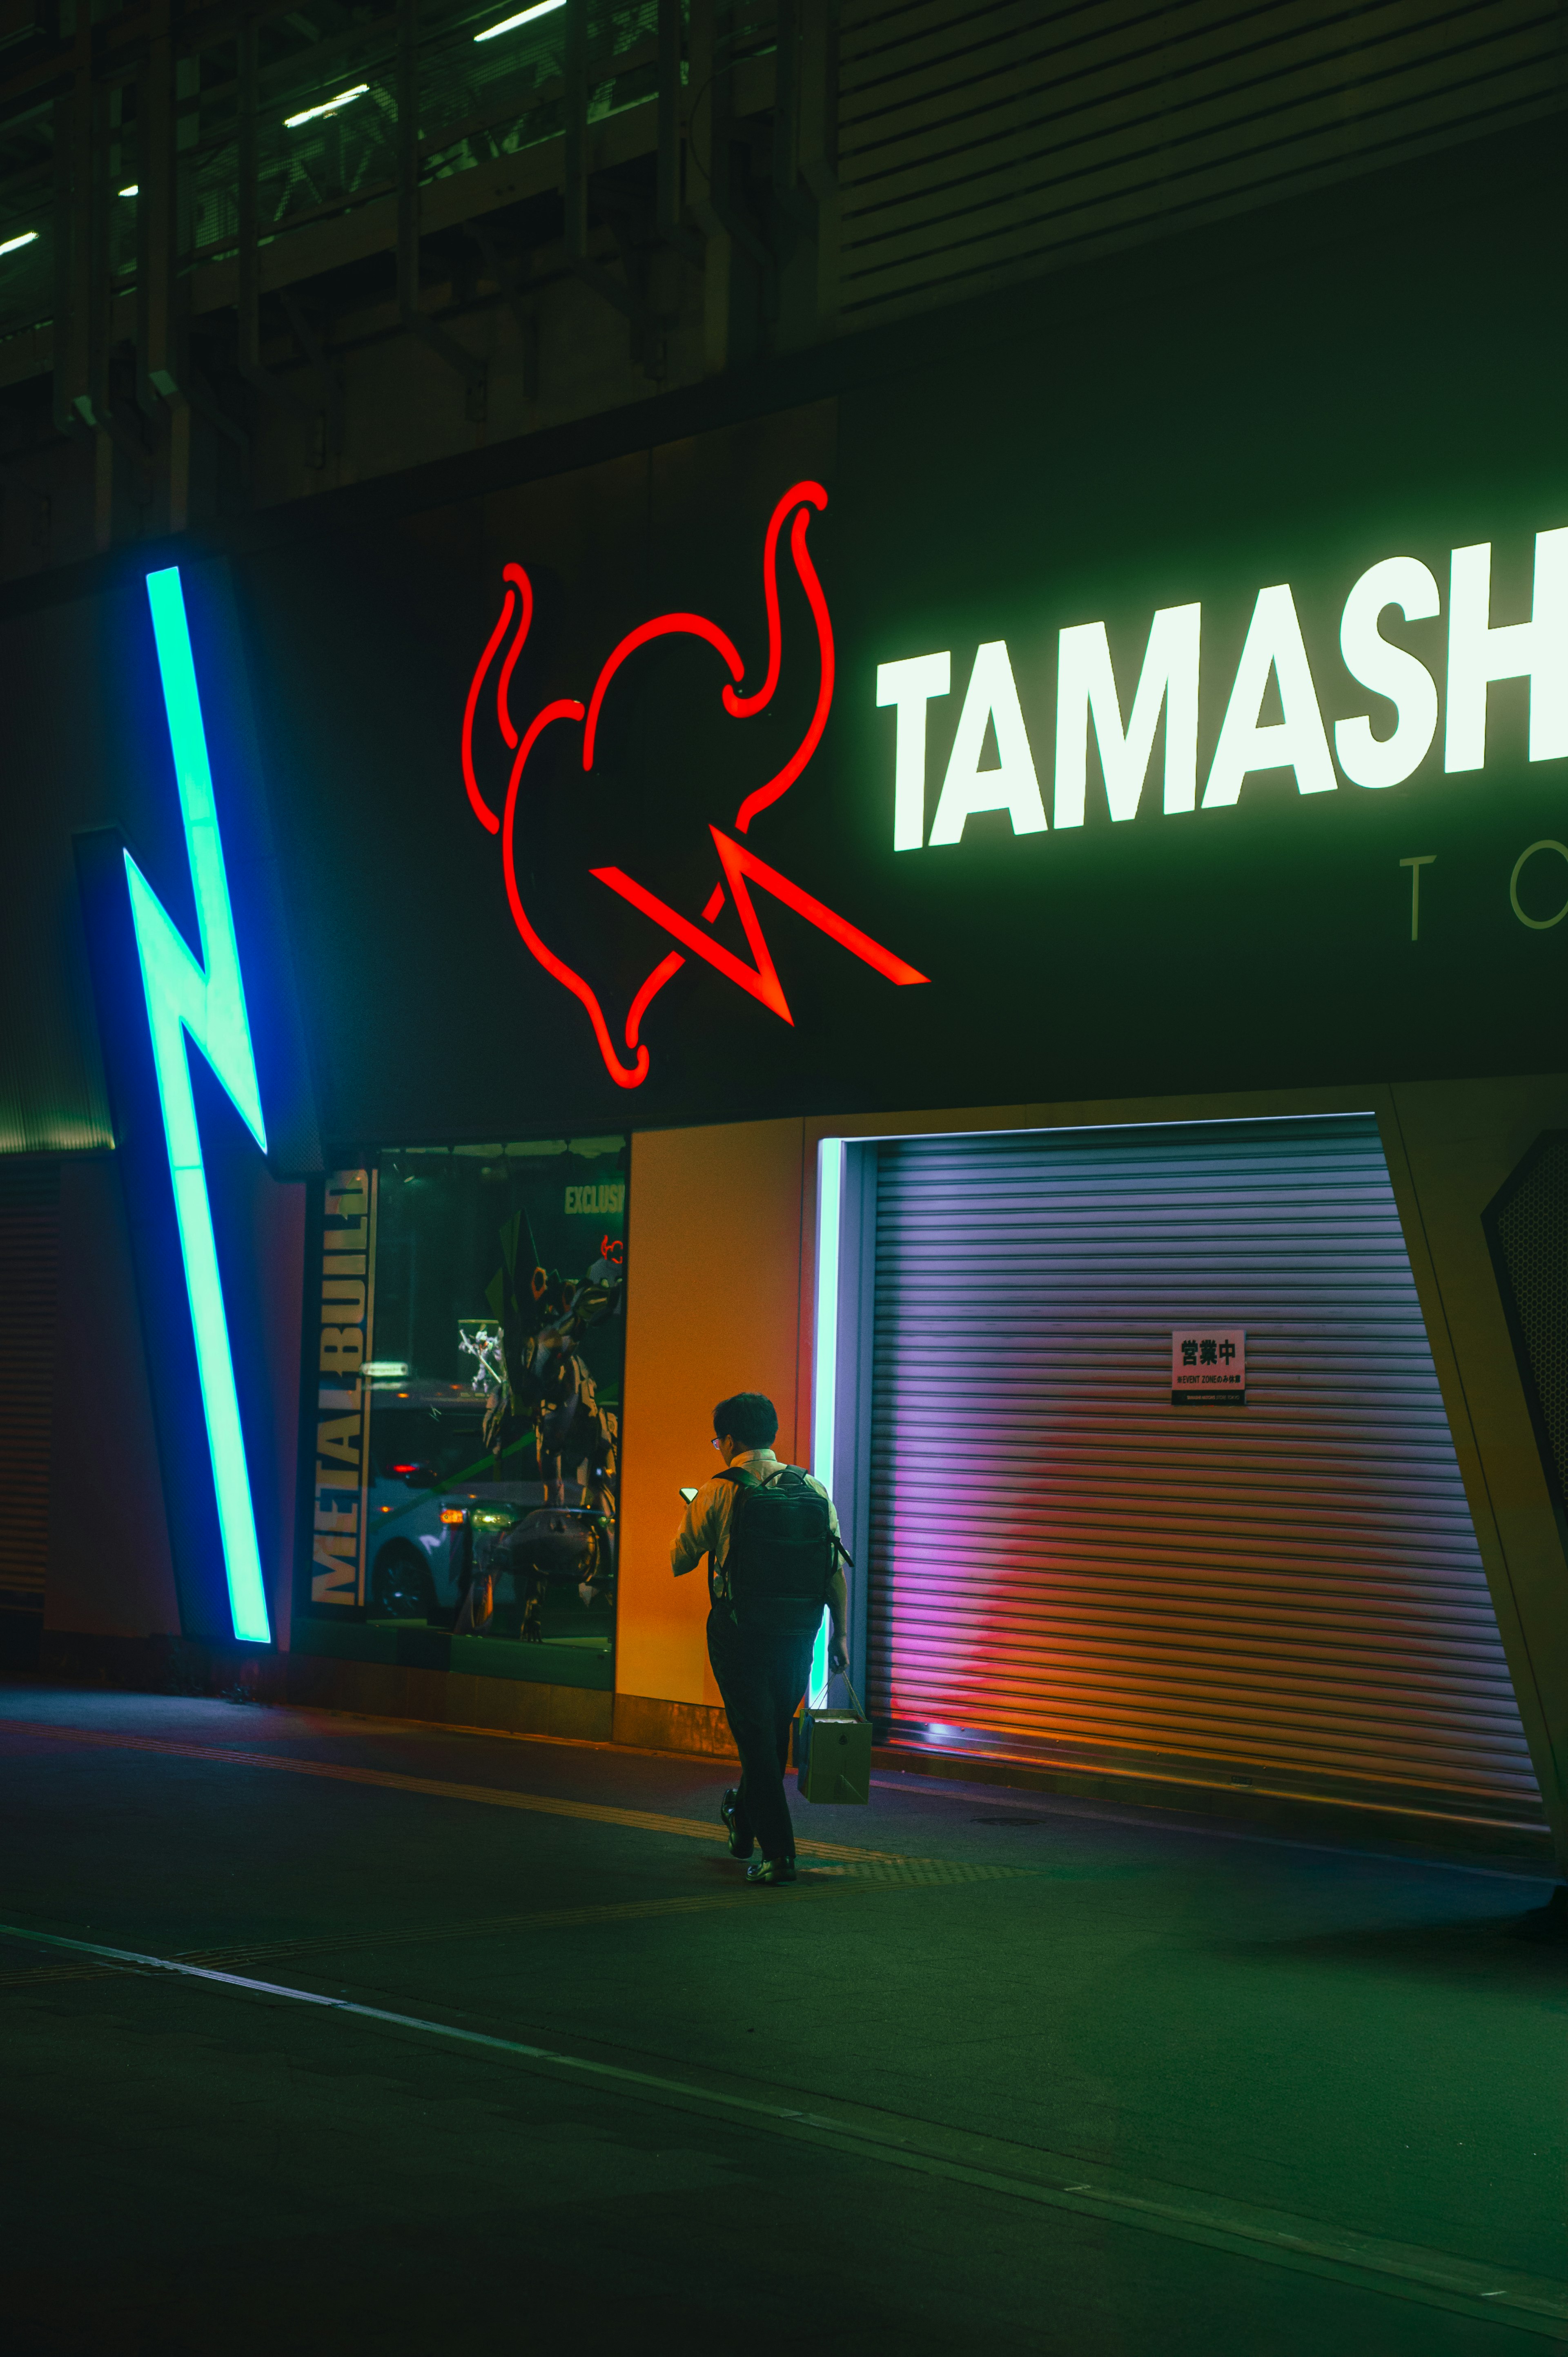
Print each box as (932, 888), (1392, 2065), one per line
(1171, 1328), (1245, 1403)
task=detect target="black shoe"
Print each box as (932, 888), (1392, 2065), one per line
(720, 1788), (754, 1860)
(746, 1856), (797, 1886)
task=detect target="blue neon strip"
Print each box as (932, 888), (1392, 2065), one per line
(124, 567), (272, 1644)
(809, 1138), (844, 1707)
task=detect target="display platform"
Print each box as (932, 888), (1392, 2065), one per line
(292, 1615), (614, 1691)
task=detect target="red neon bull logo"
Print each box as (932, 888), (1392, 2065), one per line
(461, 480), (928, 1089)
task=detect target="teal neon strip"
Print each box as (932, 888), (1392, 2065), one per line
(125, 567), (272, 1644)
(809, 1138), (844, 1707)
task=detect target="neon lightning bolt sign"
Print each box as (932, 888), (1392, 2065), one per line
(125, 566), (272, 1645)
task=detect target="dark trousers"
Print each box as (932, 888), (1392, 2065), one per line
(706, 1608), (816, 1862)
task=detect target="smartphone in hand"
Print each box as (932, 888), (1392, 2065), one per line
(678, 1486), (698, 1504)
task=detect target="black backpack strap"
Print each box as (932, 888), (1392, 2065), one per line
(708, 1466), (753, 1612)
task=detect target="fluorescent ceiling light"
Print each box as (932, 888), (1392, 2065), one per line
(474, 0), (565, 43)
(0, 230), (37, 256)
(119, 183), (139, 197)
(284, 83), (369, 129)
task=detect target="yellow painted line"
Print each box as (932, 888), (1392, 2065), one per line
(0, 1960), (109, 1989)
(0, 1718), (907, 1864)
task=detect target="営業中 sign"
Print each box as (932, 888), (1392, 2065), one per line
(1172, 1328), (1245, 1404)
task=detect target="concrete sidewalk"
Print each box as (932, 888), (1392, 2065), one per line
(1, 1679), (1563, 2355)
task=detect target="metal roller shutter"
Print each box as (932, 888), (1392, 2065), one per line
(0, 1157), (59, 1628)
(837, 0), (1568, 333)
(866, 1116), (1544, 1828)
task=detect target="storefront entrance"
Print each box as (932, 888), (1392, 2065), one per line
(852, 1115), (1543, 1831)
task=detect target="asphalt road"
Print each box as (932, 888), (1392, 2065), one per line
(2, 1680), (1564, 2355)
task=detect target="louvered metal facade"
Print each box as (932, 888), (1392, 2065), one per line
(0, 1156), (58, 1622)
(836, 0), (1568, 330)
(865, 1116), (1544, 1829)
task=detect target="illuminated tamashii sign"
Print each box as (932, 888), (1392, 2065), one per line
(878, 528), (1568, 847)
(445, 473), (1568, 1102)
(461, 480), (928, 1089)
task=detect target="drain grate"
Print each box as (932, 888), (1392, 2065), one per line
(808, 1860), (1038, 1885)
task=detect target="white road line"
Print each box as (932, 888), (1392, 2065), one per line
(2, 1918), (1563, 2339)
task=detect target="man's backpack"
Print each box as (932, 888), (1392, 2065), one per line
(715, 1466), (837, 1637)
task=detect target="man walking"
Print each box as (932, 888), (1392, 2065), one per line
(672, 1393), (848, 1886)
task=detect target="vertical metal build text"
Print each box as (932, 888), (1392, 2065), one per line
(311, 1168), (378, 1606)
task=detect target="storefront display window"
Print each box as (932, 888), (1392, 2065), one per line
(308, 1136), (627, 1691)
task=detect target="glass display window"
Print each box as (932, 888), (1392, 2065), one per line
(304, 1136), (627, 1691)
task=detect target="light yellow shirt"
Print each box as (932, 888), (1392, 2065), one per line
(670, 1448), (840, 1597)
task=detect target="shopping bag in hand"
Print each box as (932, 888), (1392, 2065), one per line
(795, 1672), (871, 1805)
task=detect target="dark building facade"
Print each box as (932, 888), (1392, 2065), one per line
(3, 2), (1567, 1869)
